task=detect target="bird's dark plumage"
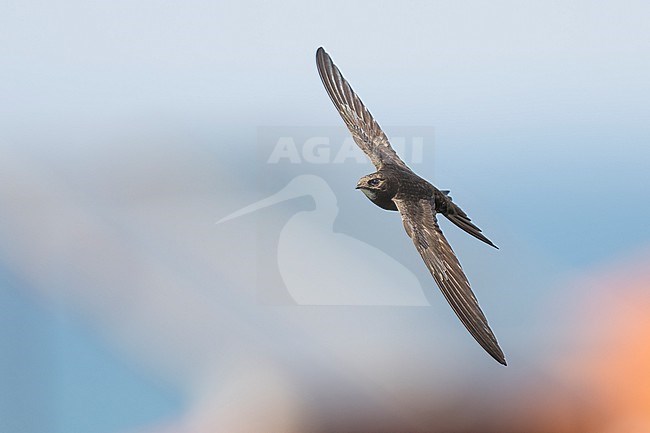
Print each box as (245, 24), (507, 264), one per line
(316, 47), (506, 365)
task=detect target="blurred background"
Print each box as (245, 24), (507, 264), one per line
(1, 1), (649, 432)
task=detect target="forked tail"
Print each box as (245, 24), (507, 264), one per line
(439, 191), (498, 249)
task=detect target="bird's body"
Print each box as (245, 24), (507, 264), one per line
(358, 167), (432, 211)
(357, 167), (498, 247)
(316, 47), (506, 365)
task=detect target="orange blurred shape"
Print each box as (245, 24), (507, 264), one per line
(555, 253), (650, 432)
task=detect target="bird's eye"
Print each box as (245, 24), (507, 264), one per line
(368, 178), (381, 187)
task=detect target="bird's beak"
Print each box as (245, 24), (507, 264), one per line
(216, 185), (301, 224)
(355, 181), (363, 189)
(217, 175), (336, 224)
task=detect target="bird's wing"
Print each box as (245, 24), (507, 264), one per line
(316, 47), (412, 172)
(393, 195), (506, 365)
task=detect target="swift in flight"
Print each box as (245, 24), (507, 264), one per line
(316, 47), (506, 365)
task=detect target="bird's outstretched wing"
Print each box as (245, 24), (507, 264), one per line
(316, 47), (411, 172)
(393, 195), (506, 365)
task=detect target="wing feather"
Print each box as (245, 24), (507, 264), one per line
(393, 196), (506, 365)
(316, 47), (411, 171)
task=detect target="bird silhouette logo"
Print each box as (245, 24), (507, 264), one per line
(218, 174), (430, 306)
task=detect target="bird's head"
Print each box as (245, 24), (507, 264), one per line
(355, 173), (389, 199)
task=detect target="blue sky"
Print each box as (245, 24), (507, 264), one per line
(1, 1), (649, 431)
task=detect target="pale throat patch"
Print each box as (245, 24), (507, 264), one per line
(360, 188), (377, 200)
